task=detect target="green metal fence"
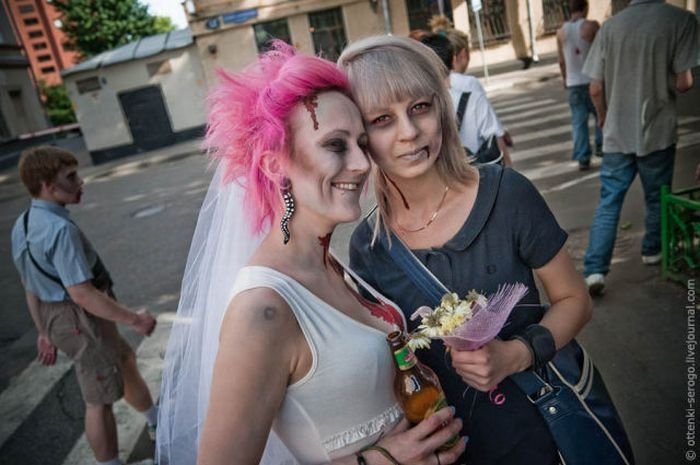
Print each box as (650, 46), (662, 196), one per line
(661, 185), (700, 282)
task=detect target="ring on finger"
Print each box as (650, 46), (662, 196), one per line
(435, 451), (441, 465)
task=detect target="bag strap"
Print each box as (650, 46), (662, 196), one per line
(456, 92), (471, 130)
(23, 209), (65, 288)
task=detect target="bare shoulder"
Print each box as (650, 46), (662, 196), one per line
(582, 19), (600, 41)
(556, 24), (565, 40)
(220, 287), (297, 339)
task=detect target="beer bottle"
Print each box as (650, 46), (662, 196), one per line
(387, 330), (458, 449)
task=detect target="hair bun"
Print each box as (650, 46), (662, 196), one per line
(428, 15), (454, 33)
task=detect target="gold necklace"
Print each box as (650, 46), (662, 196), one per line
(396, 185), (450, 233)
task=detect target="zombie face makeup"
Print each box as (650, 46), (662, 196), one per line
(49, 165), (84, 205)
(285, 91), (370, 232)
(363, 94), (442, 183)
(302, 95), (320, 130)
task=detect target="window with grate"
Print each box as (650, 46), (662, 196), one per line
(40, 66), (56, 74)
(19, 4), (35, 14)
(542, 0), (570, 35)
(405, 0), (453, 31)
(28, 30), (43, 38)
(308, 7), (347, 62)
(467, 0), (511, 47)
(32, 42), (48, 50)
(254, 18), (292, 52)
(23, 17), (39, 26)
(76, 76), (102, 94)
(37, 54), (51, 62)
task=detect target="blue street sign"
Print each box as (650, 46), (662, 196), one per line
(222, 8), (258, 24)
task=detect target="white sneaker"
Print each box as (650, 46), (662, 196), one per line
(585, 273), (605, 296)
(642, 253), (662, 265)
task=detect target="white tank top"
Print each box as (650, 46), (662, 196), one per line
(563, 18), (593, 87)
(231, 266), (403, 464)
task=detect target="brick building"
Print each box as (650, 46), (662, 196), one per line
(0, 0), (48, 142)
(3, 0), (79, 86)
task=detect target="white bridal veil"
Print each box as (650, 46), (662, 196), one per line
(156, 163), (298, 465)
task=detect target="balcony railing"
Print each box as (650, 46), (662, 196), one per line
(542, 0), (570, 35)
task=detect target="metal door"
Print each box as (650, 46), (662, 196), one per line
(118, 86), (174, 151)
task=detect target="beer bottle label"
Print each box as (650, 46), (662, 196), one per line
(428, 394), (460, 450)
(393, 346), (417, 371)
(424, 393), (448, 419)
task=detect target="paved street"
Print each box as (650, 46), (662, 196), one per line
(0, 65), (698, 464)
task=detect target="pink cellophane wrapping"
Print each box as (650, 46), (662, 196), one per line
(439, 283), (528, 351)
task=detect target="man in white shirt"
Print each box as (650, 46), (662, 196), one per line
(421, 33), (512, 166)
(556, 0), (602, 170)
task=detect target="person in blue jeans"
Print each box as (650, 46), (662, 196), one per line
(581, 0), (697, 295)
(583, 147), (675, 293)
(567, 85), (602, 168)
(556, 0), (602, 170)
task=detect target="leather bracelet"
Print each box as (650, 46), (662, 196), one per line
(510, 324), (556, 371)
(361, 445), (402, 465)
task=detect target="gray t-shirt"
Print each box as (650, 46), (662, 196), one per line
(583, 0), (699, 156)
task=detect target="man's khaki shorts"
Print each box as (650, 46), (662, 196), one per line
(40, 300), (133, 405)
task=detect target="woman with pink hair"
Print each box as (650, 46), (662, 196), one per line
(156, 42), (466, 465)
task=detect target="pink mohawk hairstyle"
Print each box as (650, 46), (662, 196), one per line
(205, 40), (350, 233)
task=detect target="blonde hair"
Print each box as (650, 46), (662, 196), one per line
(19, 146), (78, 197)
(429, 15), (470, 53)
(338, 35), (476, 243)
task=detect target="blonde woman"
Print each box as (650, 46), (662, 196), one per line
(339, 36), (593, 465)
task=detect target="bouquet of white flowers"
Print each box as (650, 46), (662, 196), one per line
(408, 284), (528, 351)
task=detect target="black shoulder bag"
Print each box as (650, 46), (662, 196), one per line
(372, 215), (635, 465)
(456, 92), (503, 166)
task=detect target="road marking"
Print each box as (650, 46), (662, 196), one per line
(500, 112), (571, 131)
(680, 116), (700, 125)
(62, 313), (173, 465)
(678, 131), (700, 149)
(511, 139), (574, 161)
(493, 99), (558, 116)
(541, 172), (601, 195)
(491, 96), (538, 110)
(500, 103), (570, 124)
(519, 160), (584, 181)
(0, 353), (73, 448)
(509, 122), (594, 144)
(518, 130), (700, 188)
(512, 129), (700, 163)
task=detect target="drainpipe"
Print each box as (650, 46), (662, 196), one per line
(381, 0), (392, 35)
(525, 0), (540, 62)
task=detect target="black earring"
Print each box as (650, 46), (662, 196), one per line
(280, 181), (294, 244)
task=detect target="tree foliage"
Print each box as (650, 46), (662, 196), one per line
(52, 0), (176, 58)
(39, 81), (77, 126)
(153, 16), (176, 34)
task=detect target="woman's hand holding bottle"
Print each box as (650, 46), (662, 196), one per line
(367, 406), (466, 465)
